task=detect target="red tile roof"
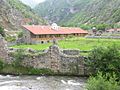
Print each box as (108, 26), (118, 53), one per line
(23, 25), (88, 35)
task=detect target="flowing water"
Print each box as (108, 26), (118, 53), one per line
(0, 75), (86, 90)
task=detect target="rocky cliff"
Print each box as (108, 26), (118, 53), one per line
(0, 0), (47, 31)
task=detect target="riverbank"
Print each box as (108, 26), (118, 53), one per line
(0, 62), (54, 76)
(0, 61), (88, 77)
(0, 59), (87, 76)
(0, 75), (86, 90)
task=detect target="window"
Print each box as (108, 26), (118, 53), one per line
(39, 35), (41, 38)
(47, 41), (50, 43)
(41, 41), (44, 44)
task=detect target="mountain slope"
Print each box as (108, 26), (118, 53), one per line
(65, 0), (120, 26)
(34, 0), (91, 23)
(0, 0), (47, 31)
(34, 0), (120, 26)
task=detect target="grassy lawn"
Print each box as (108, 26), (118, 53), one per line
(11, 37), (120, 51)
(12, 43), (52, 50)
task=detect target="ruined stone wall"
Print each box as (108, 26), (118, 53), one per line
(0, 35), (88, 75)
(0, 35), (9, 62)
(62, 49), (80, 55)
(60, 55), (85, 75)
(18, 45), (87, 75)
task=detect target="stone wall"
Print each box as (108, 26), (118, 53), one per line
(23, 28), (31, 44)
(0, 35), (9, 63)
(18, 45), (87, 75)
(0, 35), (88, 75)
(86, 36), (120, 39)
(62, 49), (80, 55)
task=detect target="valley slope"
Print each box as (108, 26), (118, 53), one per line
(0, 0), (47, 31)
(34, 0), (120, 27)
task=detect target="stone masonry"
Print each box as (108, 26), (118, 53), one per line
(0, 36), (87, 75)
(0, 34), (8, 62)
(21, 45), (86, 75)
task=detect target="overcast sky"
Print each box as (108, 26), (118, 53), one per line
(20, 0), (45, 8)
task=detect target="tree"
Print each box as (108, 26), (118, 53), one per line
(79, 24), (91, 30)
(86, 45), (120, 78)
(95, 24), (109, 31)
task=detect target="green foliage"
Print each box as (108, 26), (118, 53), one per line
(35, 0), (120, 26)
(86, 72), (120, 90)
(79, 24), (111, 30)
(0, 63), (54, 75)
(86, 45), (120, 78)
(0, 51), (54, 75)
(18, 31), (23, 38)
(28, 68), (54, 75)
(95, 24), (109, 31)
(12, 49), (25, 67)
(79, 24), (92, 30)
(114, 24), (120, 28)
(0, 26), (5, 37)
(0, 59), (4, 70)
(5, 36), (16, 42)
(8, 0), (47, 25)
(11, 38), (120, 51)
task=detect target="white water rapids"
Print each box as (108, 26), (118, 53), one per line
(0, 75), (86, 90)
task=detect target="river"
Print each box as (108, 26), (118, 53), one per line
(0, 75), (86, 90)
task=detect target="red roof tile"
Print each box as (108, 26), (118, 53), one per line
(23, 25), (88, 35)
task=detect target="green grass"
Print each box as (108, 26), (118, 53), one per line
(0, 64), (54, 75)
(11, 38), (120, 51)
(13, 43), (52, 50)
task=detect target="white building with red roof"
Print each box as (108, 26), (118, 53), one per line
(22, 24), (88, 44)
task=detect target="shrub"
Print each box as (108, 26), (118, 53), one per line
(95, 24), (109, 31)
(28, 68), (54, 75)
(5, 36), (16, 42)
(86, 45), (120, 78)
(18, 31), (23, 38)
(86, 72), (120, 90)
(0, 26), (5, 37)
(79, 24), (91, 30)
(0, 59), (4, 70)
(12, 49), (25, 67)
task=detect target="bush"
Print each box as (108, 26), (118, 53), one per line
(0, 26), (5, 37)
(12, 49), (25, 67)
(86, 45), (120, 78)
(79, 24), (91, 30)
(5, 36), (16, 42)
(0, 59), (4, 70)
(95, 24), (109, 31)
(18, 31), (23, 38)
(28, 68), (54, 75)
(86, 72), (120, 90)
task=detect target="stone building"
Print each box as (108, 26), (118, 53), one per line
(106, 28), (120, 33)
(22, 23), (88, 44)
